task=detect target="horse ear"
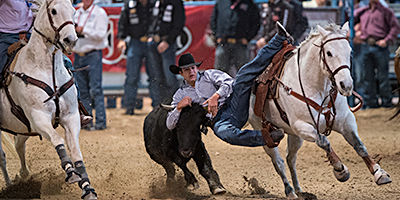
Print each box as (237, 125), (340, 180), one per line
(317, 25), (329, 37)
(341, 22), (350, 35)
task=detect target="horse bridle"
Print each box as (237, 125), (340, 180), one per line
(298, 36), (350, 136)
(33, 1), (74, 53)
(314, 37), (350, 87)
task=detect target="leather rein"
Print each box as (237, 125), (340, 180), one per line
(5, 2), (75, 137)
(274, 37), (358, 136)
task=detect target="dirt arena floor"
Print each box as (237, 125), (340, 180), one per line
(0, 97), (399, 200)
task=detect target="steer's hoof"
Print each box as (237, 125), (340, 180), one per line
(212, 186), (226, 195)
(187, 182), (199, 190)
(373, 164), (392, 185)
(333, 164), (350, 182)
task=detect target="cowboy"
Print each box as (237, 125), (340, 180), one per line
(166, 23), (291, 148)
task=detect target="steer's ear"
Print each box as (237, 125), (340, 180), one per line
(160, 103), (175, 111)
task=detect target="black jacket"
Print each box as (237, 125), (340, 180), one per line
(117, 0), (153, 40)
(210, 0), (260, 41)
(148, 0), (185, 45)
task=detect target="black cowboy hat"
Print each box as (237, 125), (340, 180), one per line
(169, 53), (202, 74)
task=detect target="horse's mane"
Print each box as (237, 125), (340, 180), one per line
(299, 23), (344, 47)
(29, 0), (48, 13)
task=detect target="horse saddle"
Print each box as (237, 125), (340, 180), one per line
(2, 40), (25, 87)
(253, 41), (295, 118)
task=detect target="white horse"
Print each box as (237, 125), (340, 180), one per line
(249, 22), (391, 198)
(0, 0), (96, 199)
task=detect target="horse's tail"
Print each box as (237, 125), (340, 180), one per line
(389, 89), (400, 120)
(390, 48), (400, 120)
(1, 132), (18, 159)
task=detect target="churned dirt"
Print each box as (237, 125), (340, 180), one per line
(0, 97), (399, 200)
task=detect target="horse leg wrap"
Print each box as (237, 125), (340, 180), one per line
(75, 161), (89, 189)
(55, 144), (73, 170)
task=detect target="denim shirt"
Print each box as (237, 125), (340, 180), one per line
(166, 69), (234, 130)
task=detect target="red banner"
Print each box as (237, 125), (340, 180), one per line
(70, 5), (216, 72)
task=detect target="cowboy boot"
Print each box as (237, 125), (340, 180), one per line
(78, 101), (93, 127)
(261, 122), (285, 148)
(276, 22), (294, 44)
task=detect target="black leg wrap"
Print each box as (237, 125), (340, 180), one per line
(55, 144), (72, 169)
(75, 161), (89, 188)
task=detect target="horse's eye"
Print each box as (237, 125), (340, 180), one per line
(51, 9), (57, 15)
(327, 51), (333, 57)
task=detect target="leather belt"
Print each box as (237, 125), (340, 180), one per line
(227, 38), (237, 44)
(139, 36), (148, 42)
(76, 49), (97, 57)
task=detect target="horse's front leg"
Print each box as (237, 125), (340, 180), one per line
(14, 135), (30, 180)
(62, 113), (97, 200)
(334, 109), (391, 185)
(292, 120), (350, 182)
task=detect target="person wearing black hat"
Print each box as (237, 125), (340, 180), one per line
(166, 22), (290, 148)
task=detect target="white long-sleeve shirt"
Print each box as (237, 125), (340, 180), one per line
(166, 69), (234, 130)
(73, 4), (108, 53)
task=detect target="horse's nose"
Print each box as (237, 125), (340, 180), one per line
(180, 149), (193, 158)
(63, 36), (77, 47)
(339, 81), (353, 95)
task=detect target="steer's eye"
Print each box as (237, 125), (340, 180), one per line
(52, 9), (57, 15)
(327, 51), (333, 57)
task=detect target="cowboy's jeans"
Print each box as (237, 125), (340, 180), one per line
(74, 50), (107, 128)
(0, 32), (22, 72)
(213, 35), (285, 147)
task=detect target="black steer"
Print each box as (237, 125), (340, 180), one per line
(143, 103), (226, 195)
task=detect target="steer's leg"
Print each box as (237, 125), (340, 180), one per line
(193, 142), (226, 195)
(172, 156), (198, 190)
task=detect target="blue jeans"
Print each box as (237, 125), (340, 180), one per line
(0, 32), (23, 72)
(74, 50), (107, 128)
(214, 42), (249, 77)
(124, 39), (163, 109)
(213, 35), (285, 147)
(360, 44), (391, 108)
(147, 41), (179, 103)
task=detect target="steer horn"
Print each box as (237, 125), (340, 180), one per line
(160, 103), (175, 111)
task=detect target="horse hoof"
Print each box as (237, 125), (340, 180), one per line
(83, 192), (97, 200)
(333, 164), (350, 182)
(287, 192), (298, 199)
(187, 182), (199, 190)
(82, 185), (97, 200)
(212, 186), (226, 195)
(373, 164), (392, 185)
(65, 167), (82, 184)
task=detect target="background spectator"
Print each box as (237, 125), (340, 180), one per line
(210, 0), (260, 77)
(354, 0), (400, 108)
(117, 0), (164, 115)
(73, 0), (108, 130)
(147, 0), (185, 104)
